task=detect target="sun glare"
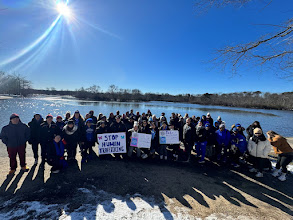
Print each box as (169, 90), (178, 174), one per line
(56, 2), (71, 18)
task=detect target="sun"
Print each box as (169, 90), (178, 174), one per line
(56, 2), (71, 18)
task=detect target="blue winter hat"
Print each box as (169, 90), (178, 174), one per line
(235, 123), (241, 127)
(86, 118), (93, 123)
(205, 123), (211, 127)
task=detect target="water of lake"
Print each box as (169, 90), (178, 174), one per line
(0, 95), (292, 137)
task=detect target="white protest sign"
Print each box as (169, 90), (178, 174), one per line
(130, 133), (152, 149)
(159, 130), (180, 144)
(97, 132), (126, 155)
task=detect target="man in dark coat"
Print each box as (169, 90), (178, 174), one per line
(0, 114), (30, 175)
(28, 114), (44, 165)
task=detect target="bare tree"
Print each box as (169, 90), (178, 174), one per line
(194, 0), (293, 77)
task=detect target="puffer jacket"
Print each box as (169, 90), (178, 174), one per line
(269, 135), (293, 154)
(248, 137), (271, 158)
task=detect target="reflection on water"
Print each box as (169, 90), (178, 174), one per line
(0, 96), (292, 137)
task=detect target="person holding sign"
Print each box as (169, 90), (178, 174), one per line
(183, 118), (195, 162)
(169, 119), (180, 161)
(159, 121), (169, 160)
(139, 120), (151, 159)
(127, 122), (142, 158)
(110, 116), (127, 159)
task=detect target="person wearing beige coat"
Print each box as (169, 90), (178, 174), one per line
(247, 128), (272, 177)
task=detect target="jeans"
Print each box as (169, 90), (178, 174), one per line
(160, 145), (168, 157)
(7, 145), (26, 170)
(276, 153), (293, 173)
(196, 141), (207, 162)
(127, 146), (141, 157)
(251, 156), (267, 172)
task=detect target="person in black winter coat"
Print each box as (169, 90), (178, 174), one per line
(150, 122), (159, 158)
(47, 135), (67, 173)
(40, 115), (60, 166)
(0, 114), (30, 175)
(62, 120), (80, 160)
(183, 118), (195, 162)
(89, 110), (98, 125)
(109, 116), (127, 133)
(28, 114), (44, 164)
(246, 121), (261, 141)
(56, 116), (65, 132)
(205, 123), (217, 158)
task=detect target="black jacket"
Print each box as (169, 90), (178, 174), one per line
(206, 127), (217, 145)
(40, 121), (60, 143)
(109, 122), (127, 133)
(140, 125), (151, 134)
(28, 117), (44, 143)
(195, 126), (207, 142)
(183, 124), (195, 144)
(62, 124), (80, 146)
(0, 121), (30, 148)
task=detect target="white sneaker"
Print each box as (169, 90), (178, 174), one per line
(51, 170), (60, 174)
(278, 173), (286, 181)
(255, 172), (263, 178)
(141, 154), (148, 159)
(164, 156), (167, 160)
(34, 158), (38, 165)
(272, 169), (281, 177)
(249, 168), (257, 173)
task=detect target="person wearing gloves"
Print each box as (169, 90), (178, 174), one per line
(0, 114), (30, 175)
(267, 130), (293, 181)
(247, 128), (271, 178)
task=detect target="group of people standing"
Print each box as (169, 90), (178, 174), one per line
(0, 109), (292, 182)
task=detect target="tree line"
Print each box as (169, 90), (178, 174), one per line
(0, 72), (292, 110)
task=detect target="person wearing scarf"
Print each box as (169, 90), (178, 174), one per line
(247, 128), (271, 178)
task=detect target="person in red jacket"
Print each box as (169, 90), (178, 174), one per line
(0, 114), (30, 175)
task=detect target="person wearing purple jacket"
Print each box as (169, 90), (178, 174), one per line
(215, 124), (231, 163)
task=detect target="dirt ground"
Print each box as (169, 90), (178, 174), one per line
(0, 139), (292, 219)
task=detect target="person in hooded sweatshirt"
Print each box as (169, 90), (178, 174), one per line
(80, 118), (97, 163)
(247, 128), (271, 178)
(230, 127), (247, 168)
(62, 120), (80, 160)
(0, 114), (30, 175)
(215, 124), (231, 163)
(195, 120), (208, 163)
(47, 135), (67, 174)
(267, 130), (293, 181)
(28, 113), (44, 165)
(40, 115), (60, 167)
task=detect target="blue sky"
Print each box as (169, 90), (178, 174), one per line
(0, 0), (292, 94)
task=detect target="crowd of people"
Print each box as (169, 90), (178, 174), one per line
(0, 109), (292, 182)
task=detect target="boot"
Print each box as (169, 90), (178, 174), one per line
(278, 173), (286, 181)
(272, 169), (281, 177)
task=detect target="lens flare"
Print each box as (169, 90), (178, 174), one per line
(56, 2), (71, 18)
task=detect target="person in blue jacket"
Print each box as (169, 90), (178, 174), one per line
(215, 124), (231, 163)
(230, 127), (247, 167)
(80, 118), (97, 163)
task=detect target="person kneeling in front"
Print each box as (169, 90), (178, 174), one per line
(47, 135), (68, 174)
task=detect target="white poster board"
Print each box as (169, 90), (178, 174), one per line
(159, 130), (180, 144)
(97, 132), (126, 155)
(130, 133), (152, 149)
